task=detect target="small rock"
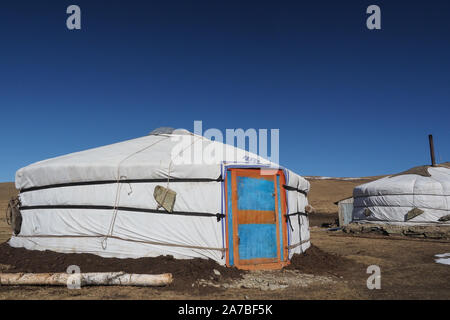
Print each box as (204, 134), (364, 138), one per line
(213, 269), (221, 276)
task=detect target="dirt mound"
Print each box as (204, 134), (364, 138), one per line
(285, 245), (359, 277)
(0, 242), (243, 293)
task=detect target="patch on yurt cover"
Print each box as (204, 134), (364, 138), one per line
(6, 197), (22, 235)
(154, 186), (177, 212)
(364, 208), (372, 217)
(405, 208), (424, 221)
(438, 214), (450, 222)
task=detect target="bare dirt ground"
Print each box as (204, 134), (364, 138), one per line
(0, 181), (449, 300)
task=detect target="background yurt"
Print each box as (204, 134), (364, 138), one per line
(347, 135), (450, 238)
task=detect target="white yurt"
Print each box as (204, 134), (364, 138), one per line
(353, 163), (450, 225)
(9, 128), (311, 270)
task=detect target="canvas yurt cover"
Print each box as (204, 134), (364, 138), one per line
(10, 128), (311, 269)
(353, 163), (450, 225)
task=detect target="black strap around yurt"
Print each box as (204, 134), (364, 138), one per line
(284, 212), (307, 232)
(20, 176), (224, 193)
(282, 185), (308, 196)
(286, 212), (308, 217)
(20, 205), (226, 221)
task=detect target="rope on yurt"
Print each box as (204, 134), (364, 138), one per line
(102, 136), (170, 250)
(102, 176), (126, 250)
(286, 238), (310, 250)
(162, 134), (203, 211)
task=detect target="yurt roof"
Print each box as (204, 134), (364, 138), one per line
(354, 163), (450, 198)
(15, 129), (310, 193)
(389, 162), (450, 178)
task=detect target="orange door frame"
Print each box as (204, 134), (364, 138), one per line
(224, 168), (289, 270)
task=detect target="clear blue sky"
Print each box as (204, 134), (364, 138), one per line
(0, 0), (449, 182)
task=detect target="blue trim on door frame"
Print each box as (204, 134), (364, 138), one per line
(227, 170), (234, 266)
(220, 164), (225, 260)
(277, 175), (284, 261)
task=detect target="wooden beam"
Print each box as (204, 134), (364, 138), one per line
(0, 272), (173, 287)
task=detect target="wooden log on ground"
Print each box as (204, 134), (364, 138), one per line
(0, 272), (172, 287)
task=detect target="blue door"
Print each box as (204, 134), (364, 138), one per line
(227, 169), (281, 267)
